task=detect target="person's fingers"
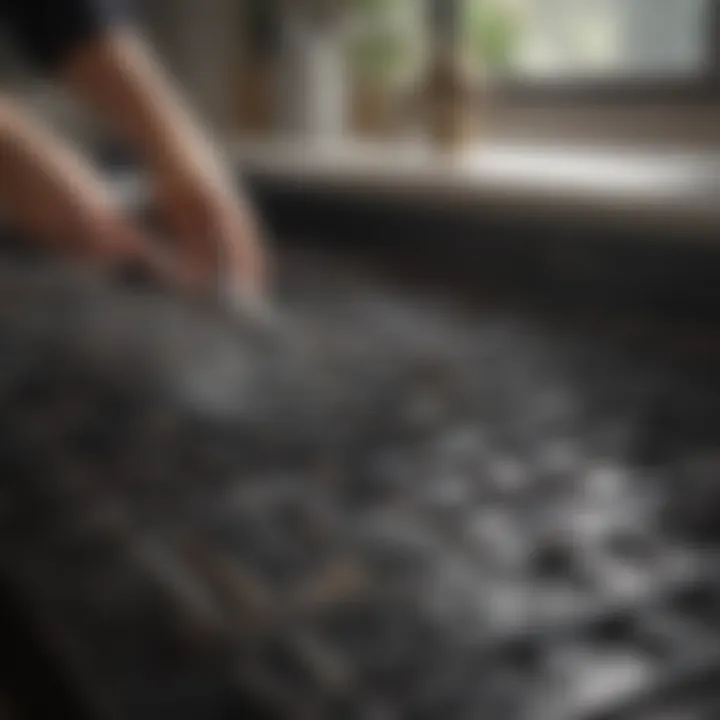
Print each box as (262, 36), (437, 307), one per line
(156, 180), (270, 297)
(161, 200), (219, 292)
(120, 227), (188, 290)
(81, 209), (189, 291)
(217, 205), (269, 298)
(236, 193), (271, 284)
(168, 206), (266, 298)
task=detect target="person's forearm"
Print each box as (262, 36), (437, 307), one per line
(0, 94), (186, 278)
(61, 28), (221, 180)
(0, 96), (99, 239)
(0, 97), (50, 228)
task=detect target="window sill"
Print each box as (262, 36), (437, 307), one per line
(231, 137), (720, 239)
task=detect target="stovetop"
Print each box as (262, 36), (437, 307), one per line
(0, 248), (718, 720)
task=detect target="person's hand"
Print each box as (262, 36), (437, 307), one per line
(0, 98), (177, 283)
(60, 30), (268, 298)
(152, 143), (267, 298)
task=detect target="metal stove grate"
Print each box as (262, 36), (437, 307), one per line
(0, 251), (718, 720)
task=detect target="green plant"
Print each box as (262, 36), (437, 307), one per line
(465, 0), (523, 72)
(346, 0), (416, 85)
(351, 31), (401, 77)
(349, 0), (393, 11)
(290, 0), (396, 20)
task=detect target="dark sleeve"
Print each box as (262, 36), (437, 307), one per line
(0, 0), (127, 72)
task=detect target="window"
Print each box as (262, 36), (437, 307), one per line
(362, 1), (719, 92)
(498, 0), (713, 81)
(457, 0), (720, 102)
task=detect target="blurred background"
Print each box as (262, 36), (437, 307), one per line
(1, 0), (718, 149)
(222, 0), (719, 147)
(106, 0), (720, 255)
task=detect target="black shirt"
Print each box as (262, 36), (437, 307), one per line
(0, 0), (125, 72)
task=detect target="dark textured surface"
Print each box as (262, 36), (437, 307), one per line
(0, 248), (719, 720)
